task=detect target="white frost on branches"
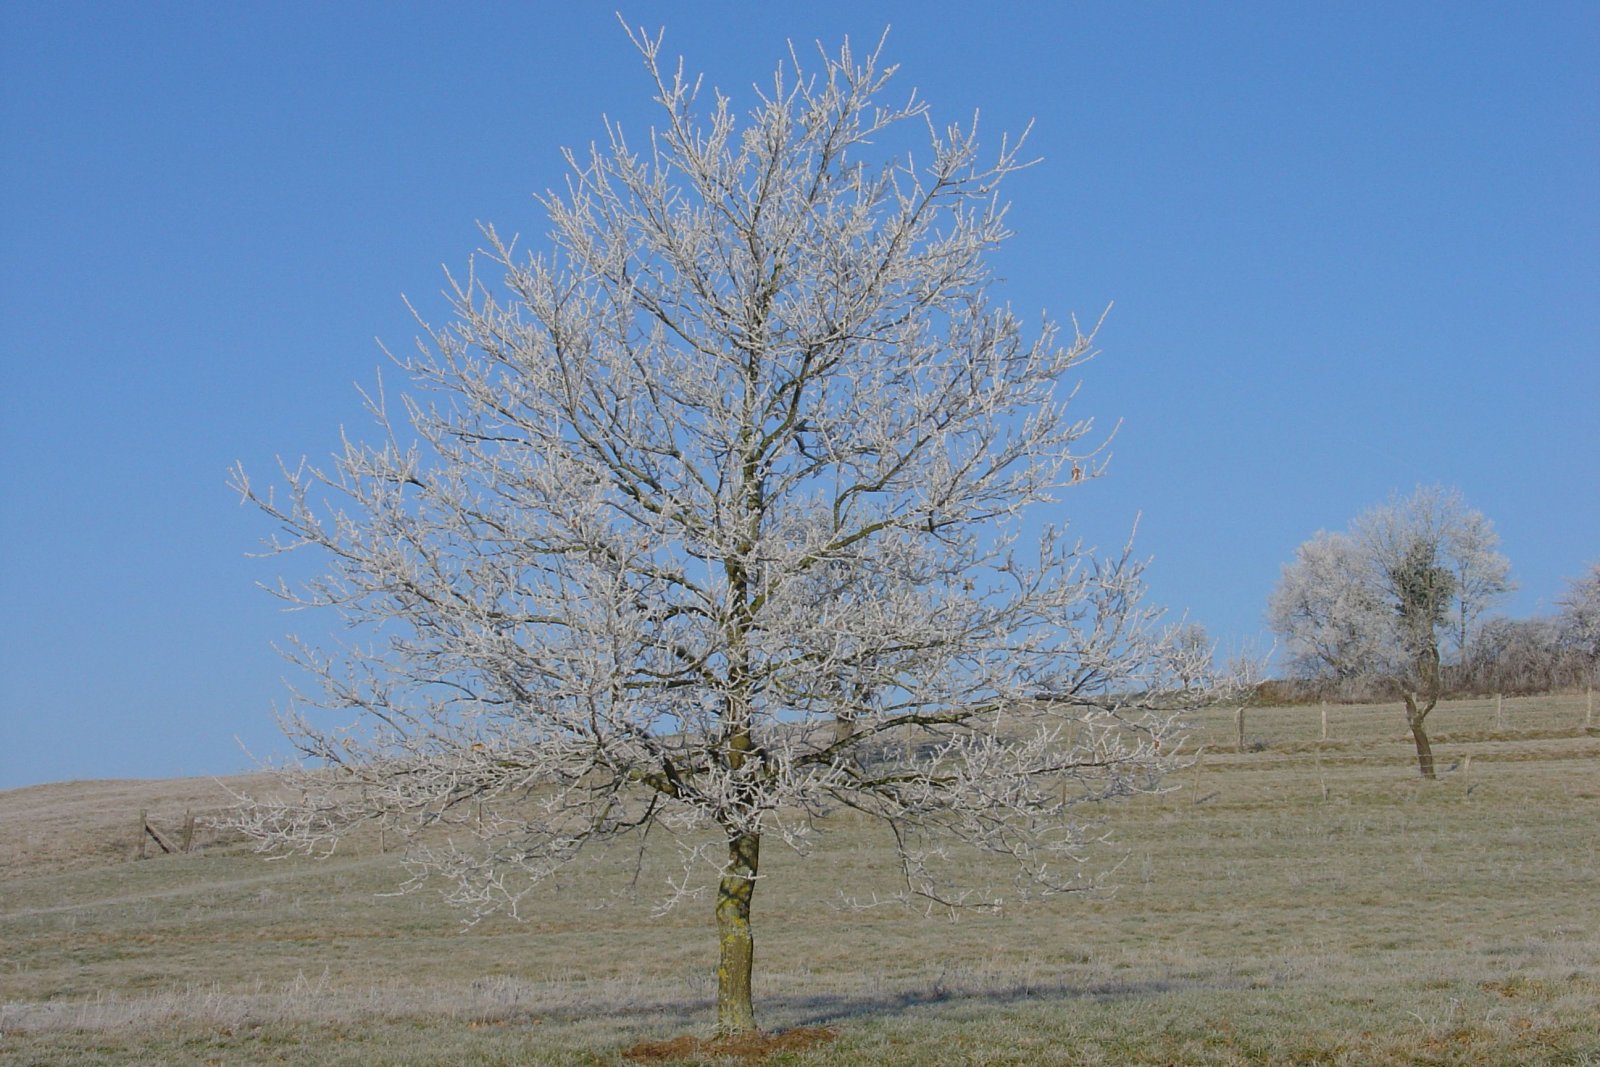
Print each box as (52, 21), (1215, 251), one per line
(1268, 486), (1513, 685)
(1267, 531), (1388, 681)
(1557, 563), (1600, 673)
(226, 28), (1235, 924)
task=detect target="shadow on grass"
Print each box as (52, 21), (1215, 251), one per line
(397, 971), (1261, 1046)
(769, 973), (1258, 1029)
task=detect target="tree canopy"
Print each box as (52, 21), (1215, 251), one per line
(230, 27), (1226, 1033)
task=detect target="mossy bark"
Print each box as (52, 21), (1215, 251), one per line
(715, 831), (760, 1035)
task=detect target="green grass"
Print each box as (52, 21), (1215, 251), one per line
(2, 693), (1597, 1065)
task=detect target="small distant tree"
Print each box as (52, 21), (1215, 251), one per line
(1557, 563), (1600, 685)
(1464, 617), (1565, 694)
(1268, 487), (1513, 777)
(228, 28), (1233, 1035)
(1164, 623), (1215, 693)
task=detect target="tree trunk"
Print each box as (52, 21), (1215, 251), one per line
(1402, 694), (1436, 779)
(1407, 715), (1436, 779)
(715, 831), (760, 1035)
(1402, 640), (1443, 779)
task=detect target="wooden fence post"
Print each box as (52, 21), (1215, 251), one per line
(133, 810), (180, 859)
(1235, 706), (1246, 754)
(1494, 693), (1504, 731)
(1320, 704), (1328, 742)
(180, 810), (196, 854)
(1587, 686), (1594, 730)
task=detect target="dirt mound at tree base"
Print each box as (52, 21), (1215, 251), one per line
(622, 1026), (837, 1064)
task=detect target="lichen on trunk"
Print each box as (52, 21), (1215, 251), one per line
(715, 831), (760, 1035)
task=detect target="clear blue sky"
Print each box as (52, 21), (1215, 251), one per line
(2, 2), (1595, 789)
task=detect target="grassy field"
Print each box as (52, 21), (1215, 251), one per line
(2, 694), (1597, 1065)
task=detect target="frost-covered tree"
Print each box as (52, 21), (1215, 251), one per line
(1267, 531), (1389, 682)
(1269, 487), (1512, 777)
(1463, 617), (1565, 694)
(228, 29), (1230, 1034)
(1442, 505), (1515, 667)
(1161, 622), (1215, 692)
(1557, 563), (1600, 681)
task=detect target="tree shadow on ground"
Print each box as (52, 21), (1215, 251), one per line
(773, 973), (1257, 1029)
(607, 974), (1260, 1064)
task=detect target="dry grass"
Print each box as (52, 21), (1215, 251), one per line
(0, 775), (270, 878)
(1, 694), (1597, 1065)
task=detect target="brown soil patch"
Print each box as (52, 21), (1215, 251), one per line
(622, 1026), (837, 1064)
(1480, 977), (1549, 999)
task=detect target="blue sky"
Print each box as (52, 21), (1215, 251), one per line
(2, 2), (1595, 789)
